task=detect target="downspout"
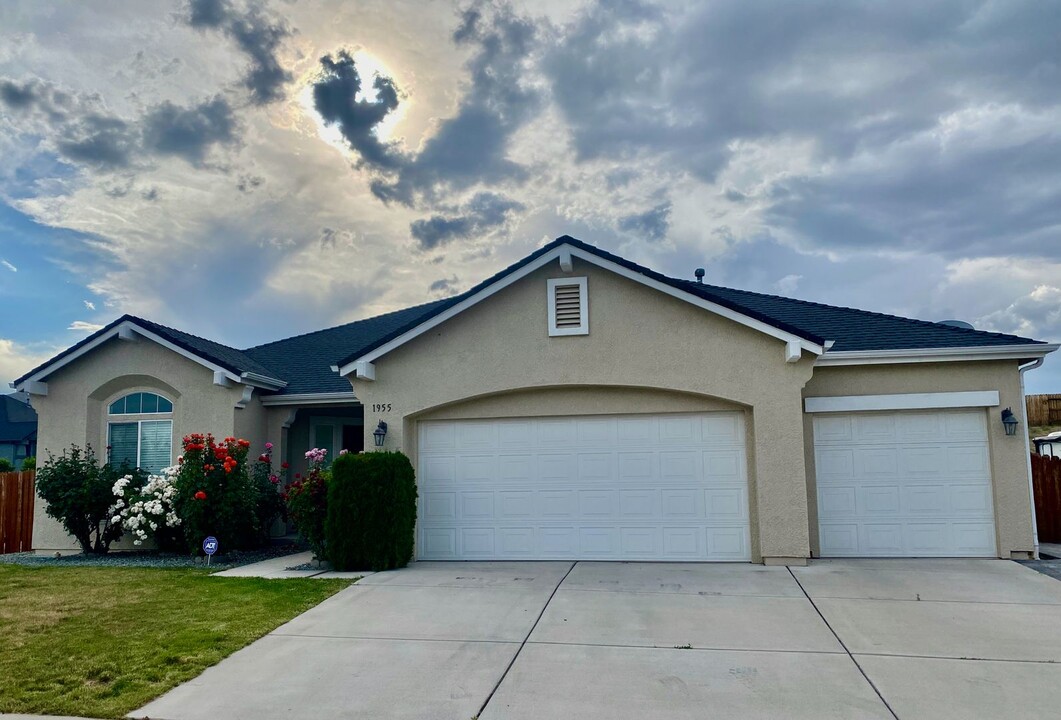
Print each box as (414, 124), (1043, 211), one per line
(1019, 358), (1044, 559)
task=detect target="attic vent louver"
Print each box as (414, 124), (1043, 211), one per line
(548, 277), (588, 336)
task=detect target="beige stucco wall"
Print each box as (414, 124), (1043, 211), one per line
(30, 337), (251, 552)
(803, 361), (1034, 558)
(351, 258), (817, 563)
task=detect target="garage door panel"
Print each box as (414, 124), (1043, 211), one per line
(421, 456), (456, 485)
(816, 448), (855, 481)
(619, 489), (659, 518)
(703, 450), (742, 480)
(458, 455), (497, 483)
(855, 414), (898, 443)
(460, 527), (495, 556)
(423, 492), (457, 520)
(538, 453), (575, 482)
(498, 454), (534, 482)
(540, 490), (576, 517)
(579, 490), (618, 518)
(661, 488), (702, 518)
(460, 491), (494, 519)
(706, 487), (746, 520)
(861, 485), (901, 516)
(707, 526), (748, 560)
(499, 491), (534, 518)
(819, 487), (857, 518)
(577, 453), (614, 482)
(814, 409), (996, 558)
(659, 451), (701, 481)
(618, 452), (655, 481)
(418, 413), (750, 561)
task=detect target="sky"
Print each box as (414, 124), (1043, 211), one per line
(1, 0), (1059, 392)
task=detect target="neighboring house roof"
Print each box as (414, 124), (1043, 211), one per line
(0, 393), (37, 444)
(11, 236), (1055, 397)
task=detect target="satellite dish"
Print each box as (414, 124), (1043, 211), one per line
(938, 320), (974, 330)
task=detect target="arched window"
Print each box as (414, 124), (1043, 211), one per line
(107, 392), (173, 473)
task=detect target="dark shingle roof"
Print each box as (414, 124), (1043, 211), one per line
(243, 300), (451, 395)
(679, 282), (1042, 352)
(12, 314), (284, 388)
(0, 394), (37, 443)
(14, 236), (1049, 396)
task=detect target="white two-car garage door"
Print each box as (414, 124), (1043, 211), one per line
(417, 413), (751, 561)
(814, 409), (997, 557)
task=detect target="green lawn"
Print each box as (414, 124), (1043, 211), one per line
(0, 565), (352, 718)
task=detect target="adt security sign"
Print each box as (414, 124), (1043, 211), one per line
(203, 536), (218, 565)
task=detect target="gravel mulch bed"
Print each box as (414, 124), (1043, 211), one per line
(1021, 558), (1061, 583)
(0, 540), (308, 570)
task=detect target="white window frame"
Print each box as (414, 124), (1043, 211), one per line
(107, 419), (173, 468)
(106, 391), (174, 470)
(548, 276), (589, 337)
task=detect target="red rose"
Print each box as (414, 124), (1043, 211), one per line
(194, 490), (207, 500)
(281, 462), (290, 469)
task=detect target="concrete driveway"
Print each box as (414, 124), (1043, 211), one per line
(133, 559), (1061, 720)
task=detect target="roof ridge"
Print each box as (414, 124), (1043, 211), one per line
(677, 279), (1039, 345)
(129, 314), (247, 352)
(242, 297), (453, 353)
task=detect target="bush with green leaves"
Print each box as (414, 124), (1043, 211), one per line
(174, 434), (260, 554)
(21, 456), (35, 471)
(326, 451), (417, 571)
(283, 449), (329, 560)
(250, 442), (287, 544)
(36, 445), (146, 553)
(0, 458), (13, 473)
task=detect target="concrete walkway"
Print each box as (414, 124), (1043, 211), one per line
(211, 551), (372, 580)
(133, 559), (1061, 720)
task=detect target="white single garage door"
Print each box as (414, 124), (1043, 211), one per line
(417, 412), (750, 561)
(814, 409), (996, 557)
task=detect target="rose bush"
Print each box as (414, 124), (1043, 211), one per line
(110, 465), (183, 550)
(251, 441), (287, 544)
(283, 448), (329, 560)
(175, 434), (260, 553)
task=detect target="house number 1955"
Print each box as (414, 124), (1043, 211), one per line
(372, 403), (392, 413)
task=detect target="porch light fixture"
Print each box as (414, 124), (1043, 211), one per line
(373, 420), (388, 448)
(1000, 407), (1019, 436)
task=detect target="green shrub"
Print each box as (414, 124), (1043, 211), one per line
(21, 456), (35, 471)
(35, 445), (145, 553)
(250, 443), (287, 545)
(0, 458), (13, 473)
(326, 451), (417, 571)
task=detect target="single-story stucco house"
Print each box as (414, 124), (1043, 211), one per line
(13, 236), (1058, 563)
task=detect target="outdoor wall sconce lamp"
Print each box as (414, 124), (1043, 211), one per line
(373, 420), (388, 448)
(1001, 407), (1019, 436)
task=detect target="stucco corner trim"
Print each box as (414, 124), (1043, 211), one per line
(804, 390), (1000, 414)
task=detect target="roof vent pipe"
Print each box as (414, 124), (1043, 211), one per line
(694, 268), (705, 284)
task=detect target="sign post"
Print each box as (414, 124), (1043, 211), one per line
(202, 536), (218, 566)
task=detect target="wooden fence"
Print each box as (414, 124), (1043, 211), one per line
(1033, 454), (1061, 544)
(0, 471), (34, 554)
(1027, 394), (1061, 427)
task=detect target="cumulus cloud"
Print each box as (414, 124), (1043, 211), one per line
(0, 338), (62, 389)
(774, 274), (802, 295)
(617, 202), (671, 242)
(311, 50), (402, 169)
(410, 192), (524, 250)
(141, 96), (238, 164)
(429, 276), (460, 296)
(367, 4), (540, 205)
(0, 77), (239, 170)
(185, 0), (293, 105)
